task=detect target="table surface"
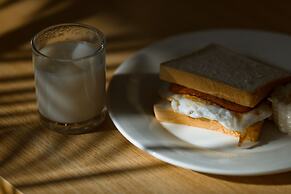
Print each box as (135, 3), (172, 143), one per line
(1, 1), (291, 194)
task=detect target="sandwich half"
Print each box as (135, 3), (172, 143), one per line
(154, 44), (291, 144)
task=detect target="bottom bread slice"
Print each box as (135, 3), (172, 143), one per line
(154, 101), (263, 142)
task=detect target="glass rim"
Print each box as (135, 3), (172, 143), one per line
(31, 23), (105, 62)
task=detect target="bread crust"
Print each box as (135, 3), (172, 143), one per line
(154, 101), (262, 142)
(160, 44), (291, 107)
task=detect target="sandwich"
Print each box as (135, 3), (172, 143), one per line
(154, 44), (291, 144)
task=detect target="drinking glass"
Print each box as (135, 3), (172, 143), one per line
(32, 23), (106, 134)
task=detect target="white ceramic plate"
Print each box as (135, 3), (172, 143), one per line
(107, 30), (291, 176)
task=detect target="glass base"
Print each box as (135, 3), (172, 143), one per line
(39, 108), (106, 134)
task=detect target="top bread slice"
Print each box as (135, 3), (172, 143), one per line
(160, 44), (291, 107)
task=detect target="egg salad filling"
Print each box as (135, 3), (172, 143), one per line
(169, 94), (272, 131)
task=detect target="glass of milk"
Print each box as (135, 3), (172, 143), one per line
(32, 23), (106, 134)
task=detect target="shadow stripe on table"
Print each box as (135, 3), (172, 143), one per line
(15, 163), (166, 189)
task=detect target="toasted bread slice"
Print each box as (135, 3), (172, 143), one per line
(154, 101), (262, 142)
(160, 44), (291, 107)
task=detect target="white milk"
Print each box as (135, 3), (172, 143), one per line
(34, 41), (105, 123)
